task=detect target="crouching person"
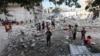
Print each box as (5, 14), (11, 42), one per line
(85, 36), (95, 45)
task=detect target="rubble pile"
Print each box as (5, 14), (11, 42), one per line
(1, 27), (69, 56)
(1, 28), (37, 56)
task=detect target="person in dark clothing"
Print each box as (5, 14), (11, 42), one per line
(37, 23), (41, 32)
(0, 18), (1, 21)
(81, 27), (86, 40)
(30, 19), (32, 23)
(73, 24), (78, 40)
(51, 21), (55, 28)
(46, 28), (52, 46)
(42, 21), (45, 31)
(5, 17), (9, 23)
(38, 23), (41, 32)
(81, 27), (86, 45)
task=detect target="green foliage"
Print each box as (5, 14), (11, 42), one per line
(85, 0), (100, 10)
(56, 0), (64, 5)
(75, 2), (81, 8)
(52, 7), (60, 13)
(65, 0), (80, 8)
(85, 0), (100, 20)
(91, 0), (100, 7)
(49, 0), (80, 8)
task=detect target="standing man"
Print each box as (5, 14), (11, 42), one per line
(73, 24), (78, 40)
(81, 27), (86, 40)
(42, 21), (45, 32)
(81, 27), (86, 44)
(51, 21), (55, 29)
(36, 23), (41, 32)
(38, 23), (41, 32)
(46, 28), (52, 46)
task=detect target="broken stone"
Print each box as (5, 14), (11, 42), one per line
(20, 38), (24, 42)
(41, 39), (45, 41)
(38, 47), (47, 53)
(21, 51), (25, 56)
(36, 37), (39, 40)
(60, 48), (63, 51)
(8, 54), (12, 56)
(31, 43), (36, 47)
(64, 42), (69, 44)
(32, 39), (35, 42)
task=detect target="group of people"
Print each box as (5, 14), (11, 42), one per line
(68, 24), (78, 40)
(0, 18), (22, 25)
(0, 18), (33, 26)
(1, 17), (93, 46)
(0, 17), (35, 32)
(36, 20), (56, 46)
(36, 21), (55, 33)
(45, 23), (93, 47)
(36, 21), (55, 46)
(68, 24), (93, 45)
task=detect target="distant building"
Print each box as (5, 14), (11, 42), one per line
(33, 3), (43, 23)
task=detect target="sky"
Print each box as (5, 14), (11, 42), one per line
(42, 0), (87, 10)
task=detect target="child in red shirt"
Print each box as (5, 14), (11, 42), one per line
(85, 36), (92, 45)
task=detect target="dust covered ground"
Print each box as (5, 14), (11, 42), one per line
(1, 26), (100, 56)
(1, 30), (70, 56)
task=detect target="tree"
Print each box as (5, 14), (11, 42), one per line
(0, 0), (42, 15)
(85, 0), (100, 20)
(49, 0), (81, 8)
(0, 0), (8, 14)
